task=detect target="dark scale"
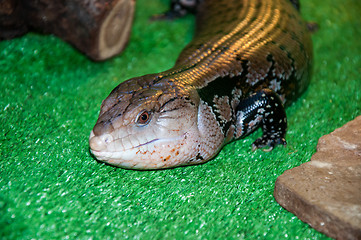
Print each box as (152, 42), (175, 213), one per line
(195, 53), (290, 150)
(197, 69), (289, 151)
(197, 74), (249, 135)
(235, 89), (287, 151)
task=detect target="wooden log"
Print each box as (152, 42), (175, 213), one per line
(0, 0), (28, 39)
(0, 0), (136, 61)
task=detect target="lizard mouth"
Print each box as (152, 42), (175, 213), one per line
(89, 120), (196, 154)
(89, 130), (192, 169)
(89, 130), (187, 157)
(88, 120), (198, 169)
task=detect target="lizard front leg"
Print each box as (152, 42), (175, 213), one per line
(235, 89), (287, 151)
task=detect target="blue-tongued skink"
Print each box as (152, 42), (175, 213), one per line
(89, 0), (313, 169)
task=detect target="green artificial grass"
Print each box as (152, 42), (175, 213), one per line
(1, 0), (360, 239)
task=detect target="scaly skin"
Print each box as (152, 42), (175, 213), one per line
(89, 0), (313, 170)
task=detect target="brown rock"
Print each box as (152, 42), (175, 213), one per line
(274, 116), (361, 240)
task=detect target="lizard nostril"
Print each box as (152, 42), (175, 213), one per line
(89, 131), (113, 152)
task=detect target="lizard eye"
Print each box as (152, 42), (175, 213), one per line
(136, 110), (151, 126)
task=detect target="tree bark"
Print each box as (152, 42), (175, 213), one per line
(0, 0), (136, 61)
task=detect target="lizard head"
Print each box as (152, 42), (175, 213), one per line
(89, 74), (204, 169)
